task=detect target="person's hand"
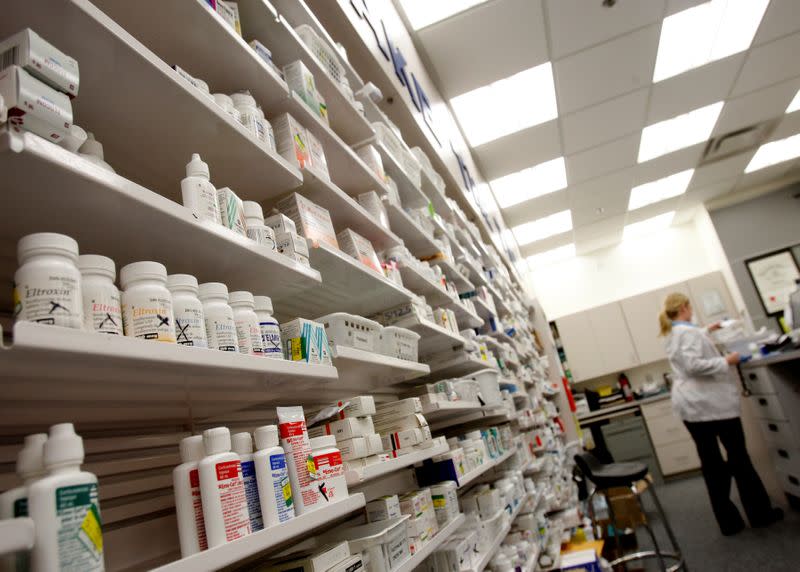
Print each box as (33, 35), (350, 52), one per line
(725, 352), (741, 365)
(707, 321), (723, 332)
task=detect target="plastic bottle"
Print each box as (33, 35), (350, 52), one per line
(231, 432), (264, 532)
(231, 91), (268, 149)
(120, 261), (176, 343)
(256, 107), (277, 152)
(253, 425), (295, 527)
(243, 201), (276, 250)
(173, 435), (208, 558)
(198, 282), (238, 352)
(308, 435), (348, 505)
(212, 93), (241, 123)
(254, 296), (283, 360)
(167, 274), (208, 348)
(28, 423), (104, 572)
(14, 232), (83, 329)
(229, 291), (265, 356)
(198, 427), (251, 548)
(78, 255), (122, 335)
(180, 153), (221, 225)
(78, 132), (115, 173)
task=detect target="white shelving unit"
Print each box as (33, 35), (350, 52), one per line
(393, 513), (467, 572)
(432, 259), (474, 294)
(447, 299), (485, 329)
(456, 447), (517, 490)
(345, 437), (449, 487)
(467, 493), (529, 572)
(402, 318), (466, 358)
(330, 345), (430, 390)
(398, 265), (455, 308)
(473, 296), (496, 319)
(370, 139), (431, 209)
(424, 352), (495, 381)
(385, 202), (443, 258)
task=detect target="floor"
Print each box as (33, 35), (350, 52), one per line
(629, 475), (800, 571)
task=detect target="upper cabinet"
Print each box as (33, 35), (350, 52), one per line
(687, 273), (738, 325)
(556, 311), (604, 382)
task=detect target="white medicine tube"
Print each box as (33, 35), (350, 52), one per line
(167, 274), (208, 348)
(198, 282), (238, 352)
(198, 427), (251, 548)
(253, 425), (295, 527)
(229, 291), (265, 356)
(254, 296), (283, 360)
(78, 255), (122, 335)
(173, 436), (208, 557)
(120, 261), (176, 343)
(242, 201), (276, 250)
(231, 432), (264, 532)
(180, 153), (220, 225)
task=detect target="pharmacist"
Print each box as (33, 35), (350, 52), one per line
(659, 293), (783, 536)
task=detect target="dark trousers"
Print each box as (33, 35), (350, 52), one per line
(684, 417), (773, 533)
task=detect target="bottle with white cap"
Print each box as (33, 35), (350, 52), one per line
(78, 132), (115, 173)
(173, 436), (208, 558)
(231, 91), (267, 148)
(28, 423), (104, 572)
(14, 232), (84, 329)
(198, 427), (251, 548)
(252, 425), (295, 527)
(198, 283), (238, 352)
(167, 274), (208, 348)
(180, 153), (221, 225)
(120, 261), (176, 343)
(242, 201), (276, 251)
(78, 255), (122, 335)
(253, 296), (283, 360)
(231, 432), (263, 532)
(229, 291), (265, 357)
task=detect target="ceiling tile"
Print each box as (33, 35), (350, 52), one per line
(647, 54), (745, 124)
(754, 0), (800, 46)
(769, 109), (800, 140)
(554, 26), (659, 115)
(473, 120), (561, 180)
(573, 214), (626, 254)
(518, 231), (573, 257)
(625, 197), (682, 224)
(672, 206), (701, 225)
(633, 143), (705, 185)
(682, 177), (739, 205)
(561, 89), (649, 154)
(503, 189), (570, 227)
(665, 0), (707, 17)
(688, 153), (753, 190)
(546, 0), (666, 59)
(712, 77), (800, 135)
(735, 161), (794, 190)
(418, 0), (548, 98)
(731, 32), (800, 97)
(565, 134), (639, 184)
(568, 169), (634, 226)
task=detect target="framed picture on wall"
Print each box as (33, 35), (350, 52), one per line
(745, 248), (800, 316)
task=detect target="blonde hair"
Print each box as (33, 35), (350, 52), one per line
(659, 293), (690, 336)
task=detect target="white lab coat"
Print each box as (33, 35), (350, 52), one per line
(664, 323), (741, 422)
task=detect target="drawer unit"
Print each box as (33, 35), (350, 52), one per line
(742, 368), (777, 395)
(602, 419), (651, 463)
(758, 419), (794, 449)
(778, 470), (800, 498)
(750, 394), (788, 421)
(770, 447), (800, 480)
(641, 399), (673, 420)
(655, 440), (701, 476)
(645, 412), (692, 447)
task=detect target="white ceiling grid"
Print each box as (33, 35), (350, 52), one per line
(398, 0), (800, 260)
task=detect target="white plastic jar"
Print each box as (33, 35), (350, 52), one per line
(231, 91), (269, 149)
(120, 261), (176, 343)
(14, 232), (83, 329)
(167, 274), (208, 349)
(212, 93), (240, 123)
(198, 282), (238, 352)
(242, 201), (276, 250)
(308, 435), (348, 505)
(229, 291), (265, 357)
(78, 254), (122, 335)
(256, 107), (276, 152)
(253, 296), (283, 360)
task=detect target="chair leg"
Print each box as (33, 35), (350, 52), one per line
(605, 489), (626, 572)
(587, 488), (599, 539)
(633, 485), (667, 572)
(646, 484), (687, 572)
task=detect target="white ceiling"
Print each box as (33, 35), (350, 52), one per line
(401, 0), (800, 258)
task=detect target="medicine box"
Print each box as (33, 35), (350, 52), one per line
(276, 192), (339, 250)
(331, 555), (364, 572)
(308, 416), (375, 441)
(273, 113), (312, 171)
(355, 144), (385, 182)
(399, 489), (430, 519)
(373, 412), (429, 435)
(0, 28), (80, 96)
(217, 187), (247, 237)
(284, 60), (320, 116)
(374, 398), (422, 424)
(376, 326), (420, 362)
(324, 516), (410, 572)
(275, 231), (310, 267)
(561, 549), (602, 572)
(366, 495), (401, 523)
(281, 318), (331, 365)
(317, 313), (382, 352)
(357, 191), (390, 231)
(265, 213), (297, 235)
(366, 432), (383, 454)
(381, 427), (431, 451)
(336, 435), (370, 461)
(314, 396), (375, 420)
(306, 130), (330, 180)
(0, 65), (72, 143)
(267, 541), (351, 572)
(343, 454), (386, 474)
(337, 229), (382, 274)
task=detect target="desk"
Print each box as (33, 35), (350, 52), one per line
(577, 394), (671, 426)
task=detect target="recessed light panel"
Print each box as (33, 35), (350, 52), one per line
(491, 157), (567, 209)
(623, 211), (676, 240)
(450, 63), (558, 147)
(527, 244), (576, 268)
(745, 134), (800, 173)
(628, 169), (694, 210)
(397, 0), (490, 30)
(787, 90), (800, 114)
(638, 102), (723, 162)
(653, 0), (769, 82)
(512, 210), (573, 246)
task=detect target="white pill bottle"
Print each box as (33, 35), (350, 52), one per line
(173, 435), (208, 558)
(120, 261), (176, 343)
(229, 291), (265, 356)
(78, 254), (123, 335)
(198, 282), (238, 352)
(167, 274), (208, 349)
(254, 296), (284, 360)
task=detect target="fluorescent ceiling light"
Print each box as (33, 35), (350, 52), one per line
(628, 169), (694, 210)
(745, 134), (800, 173)
(491, 157), (567, 209)
(623, 212), (675, 240)
(638, 101), (723, 162)
(512, 210), (572, 246)
(450, 63), (557, 147)
(398, 0), (489, 30)
(787, 90), (800, 113)
(527, 244), (576, 268)
(653, 0), (769, 82)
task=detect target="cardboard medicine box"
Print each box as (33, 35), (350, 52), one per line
(337, 229), (382, 274)
(0, 28), (80, 96)
(276, 192), (339, 250)
(0, 65), (72, 142)
(280, 318), (331, 365)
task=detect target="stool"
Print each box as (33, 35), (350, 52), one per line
(575, 453), (686, 572)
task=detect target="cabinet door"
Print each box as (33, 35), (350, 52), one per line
(587, 302), (640, 373)
(687, 272), (737, 325)
(556, 312), (602, 382)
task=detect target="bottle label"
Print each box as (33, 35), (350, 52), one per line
(214, 460), (251, 541)
(206, 317), (238, 351)
(13, 273), (82, 328)
(259, 321), (283, 359)
(174, 303), (208, 348)
(235, 320), (264, 356)
(122, 296), (176, 342)
(84, 289), (122, 335)
(268, 453), (294, 523)
(239, 460), (263, 531)
(55, 483), (103, 571)
(246, 227), (277, 251)
(186, 180), (221, 224)
(188, 469), (208, 550)
(310, 451), (345, 504)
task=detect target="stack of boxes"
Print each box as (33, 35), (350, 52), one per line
(265, 540), (363, 572)
(399, 489), (439, 554)
(373, 398), (434, 457)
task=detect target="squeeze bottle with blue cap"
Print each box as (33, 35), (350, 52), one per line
(253, 425), (295, 527)
(231, 432), (264, 532)
(28, 423), (104, 572)
(181, 153), (221, 225)
(173, 435), (208, 557)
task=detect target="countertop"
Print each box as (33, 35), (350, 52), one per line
(577, 393), (671, 425)
(741, 348), (800, 368)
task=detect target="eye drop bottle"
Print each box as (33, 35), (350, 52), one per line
(181, 153), (221, 225)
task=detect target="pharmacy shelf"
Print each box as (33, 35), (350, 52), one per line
(457, 449), (519, 491)
(371, 139), (430, 209)
(385, 203), (443, 258)
(431, 216), (463, 256)
(489, 284), (511, 316)
(432, 259), (474, 294)
(397, 265), (455, 308)
(3, 0), (302, 203)
(422, 401), (483, 423)
(447, 299), (485, 330)
(153, 493), (365, 572)
(424, 353), (495, 382)
(346, 437), (449, 487)
(0, 322), (339, 427)
(489, 330), (515, 346)
(278, 240), (413, 319)
(0, 131), (321, 314)
(467, 493), (530, 572)
(431, 405), (515, 432)
(423, 173), (454, 221)
(460, 256), (488, 287)
(473, 297), (496, 319)
(402, 319), (466, 358)
(393, 513), (467, 572)
(330, 345), (430, 390)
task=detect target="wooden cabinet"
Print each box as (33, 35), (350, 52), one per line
(556, 311), (603, 382)
(641, 399), (701, 476)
